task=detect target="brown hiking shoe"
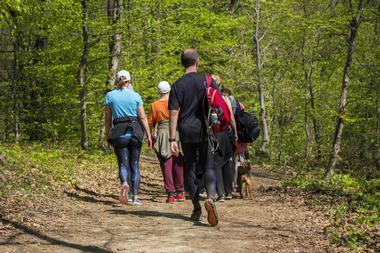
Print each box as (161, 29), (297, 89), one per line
(204, 199), (219, 226)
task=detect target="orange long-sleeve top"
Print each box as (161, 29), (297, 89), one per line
(148, 99), (170, 126)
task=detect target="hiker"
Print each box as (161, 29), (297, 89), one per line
(149, 81), (185, 204)
(104, 70), (152, 205)
(211, 78), (238, 201)
(223, 94), (253, 188)
(169, 48), (219, 226)
(221, 88), (238, 117)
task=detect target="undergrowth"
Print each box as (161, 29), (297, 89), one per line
(282, 168), (380, 251)
(0, 143), (115, 199)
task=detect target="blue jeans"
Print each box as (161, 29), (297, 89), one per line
(112, 137), (142, 194)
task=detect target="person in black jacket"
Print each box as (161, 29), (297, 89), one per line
(169, 49), (219, 226)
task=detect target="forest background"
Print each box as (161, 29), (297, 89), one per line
(0, 0), (379, 250)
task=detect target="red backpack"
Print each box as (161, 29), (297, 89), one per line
(205, 74), (231, 133)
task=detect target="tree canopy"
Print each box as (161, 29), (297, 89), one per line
(0, 0), (379, 173)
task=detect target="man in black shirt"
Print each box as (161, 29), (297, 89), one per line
(169, 48), (219, 226)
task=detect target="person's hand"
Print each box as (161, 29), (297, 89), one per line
(151, 136), (156, 147)
(233, 137), (239, 152)
(234, 137), (239, 155)
(147, 137), (153, 148)
(171, 141), (179, 157)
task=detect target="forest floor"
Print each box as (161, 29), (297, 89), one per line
(0, 154), (351, 253)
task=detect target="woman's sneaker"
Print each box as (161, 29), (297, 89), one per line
(225, 193), (233, 200)
(128, 192), (133, 202)
(199, 189), (207, 200)
(166, 194), (175, 204)
(132, 196), (141, 205)
(119, 183), (130, 204)
(217, 194), (225, 202)
(175, 192), (185, 202)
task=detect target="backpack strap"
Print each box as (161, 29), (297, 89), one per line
(203, 73), (219, 153)
(209, 89), (217, 104)
(205, 74), (215, 103)
(205, 73), (213, 87)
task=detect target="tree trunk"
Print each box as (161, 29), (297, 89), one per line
(9, 13), (20, 143)
(374, 18), (380, 171)
(376, 98), (380, 170)
(302, 0), (321, 160)
(301, 38), (311, 158)
(302, 46), (320, 160)
(5, 106), (10, 143)
(78, 0), (89, 150)
(304, 82), (310, 158)
(100, 0), (123, 148)
(27, 36), (47, 140)
(309, 79), (321, 160)
(127, 0), (132, 48)
(154, 2), (162, 73)
(253, 0), (270, 151)
(375, 21), (380, 170)
(326, 1), (365, 177)
(107, 0), (123, 87)
(12, 33), (20, 143)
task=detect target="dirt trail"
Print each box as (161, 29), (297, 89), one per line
(0, 156), (347, 253)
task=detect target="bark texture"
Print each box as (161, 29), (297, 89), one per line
(78, 0), (89, 150)
(327, 0), (365, 177)
(253, 0), (270, 151)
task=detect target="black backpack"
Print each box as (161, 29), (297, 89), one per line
(235, 101), (260, 143)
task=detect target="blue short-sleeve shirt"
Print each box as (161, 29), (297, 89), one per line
(104, 88), (143, 118)
(104, 88), (143, 139)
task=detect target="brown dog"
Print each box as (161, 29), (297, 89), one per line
(237, 161), (253, 200)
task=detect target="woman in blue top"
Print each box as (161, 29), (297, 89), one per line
(104, 70), (152, 205)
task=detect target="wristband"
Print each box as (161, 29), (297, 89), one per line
(169, 138), (176, 142)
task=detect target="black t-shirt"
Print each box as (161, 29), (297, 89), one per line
(169, 72), (218, 144)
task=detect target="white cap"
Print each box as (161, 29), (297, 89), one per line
(116, 70), (131, 82)
(157, 81), (171, 94)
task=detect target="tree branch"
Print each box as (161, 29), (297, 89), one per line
(258, 32), (265, 42)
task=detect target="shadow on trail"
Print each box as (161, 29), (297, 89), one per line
(140, 180), (163, 190)
(74, 185), (118, 199)
(138, 186), (165, 196)
(140, 154), (160, 164)
(64, 190), (117, 206)
(230, 220), (297, 233)
(0, 216), (114, 253)
(0, 231), (23, 246)
(66, 185), (165, 205)
(108, 209), (192, 222)
(138, 180), (167, 202)
(108, 209), (212, 227)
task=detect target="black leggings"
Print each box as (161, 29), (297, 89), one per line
(214, 131), (234, 196)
